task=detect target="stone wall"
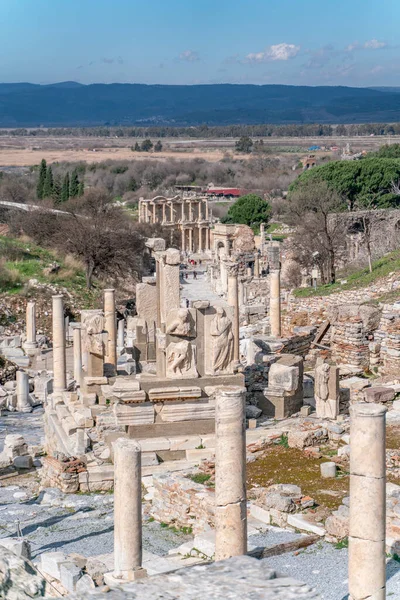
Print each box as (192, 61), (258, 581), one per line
(375, 304), (400, 375)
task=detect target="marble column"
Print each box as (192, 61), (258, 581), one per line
(104, 289), (117, 374)
(181, 228), (185, 252)
(227, 264), (240, 364)
(349, 403), (387, 600)
(205, 200), (209, 220)
(215, 386), (247, 561)
(117, 318), (125, 351)
(238, 280), (245, 307)
(254, 253), (260, 278)
(16, 371), (31, 413)
(152, 203), (156, 223)
(198, 227), (203, 252)
(270, 269), (281, 337)
(73, 328), (82, 387)
(52, 295), (66, 392)
(23, 301), (38, 355)
(105, 438), (146, 584)
(260, 223), (265, 253)
(189, 228), (193, 253)
(162, 203), (166, 224)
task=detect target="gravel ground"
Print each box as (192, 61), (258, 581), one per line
(0, 407), (45, 452)
(263, 540), (400, 600)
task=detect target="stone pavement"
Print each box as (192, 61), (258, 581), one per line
(180, 269), (228, 308)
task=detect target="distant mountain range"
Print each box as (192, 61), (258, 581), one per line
(2, 82), (400, 127)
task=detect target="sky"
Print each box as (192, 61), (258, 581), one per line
(0, 0), (399, 87)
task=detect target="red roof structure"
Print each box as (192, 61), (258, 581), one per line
(205, 187), (243, 197)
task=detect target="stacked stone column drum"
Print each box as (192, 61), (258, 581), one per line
(268, 245), (281, 338)
(215, 386), (247, 561)
(23, 301), (38, 355)
(104, 288), (117, 374)
(349, 403), (387, 600)
(16, 371), (31, 413)
(52, 295), (66, 392)
(106, 438), (146, 583)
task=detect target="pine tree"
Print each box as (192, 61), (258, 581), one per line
(36, 159), (47, 199)
(134, 142), (140, 151)
(52, 176), (62, 204)
(78, 181), (84, 197)
(70, 169), (79, 198)
(154, 140), (163, 152)
(43, 166), (54, 198)
(61, 172), (70, 203)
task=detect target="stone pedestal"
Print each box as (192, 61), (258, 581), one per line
(73, 328), (82, 387)
(16, 371), (32, 413)
(348, 403), (386, 600)
(104, 289), (117, 375)
(269, 269), (281, 337)
(215, 386), (247, 561)
(23, 301), (38, 356)
(105, 438), (147, 584)
(52, 295), (66, 392)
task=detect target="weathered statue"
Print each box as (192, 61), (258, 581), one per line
(315, 360), (339, 419)
(166, 308), (192, 337)
(210, 307), (234, 373)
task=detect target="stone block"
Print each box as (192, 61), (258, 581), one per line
(300, 405), (311, 416)
(287, 514), (326, 536)
(363, 386), (395, 404)
(114, 403), (155, 426)
(320, 462), (337, 478)
(112, 378), (141, 393)
(40, 551), (68, 579)
(157, 401), (215, 422)
(60, 561), (82, 592)
(168, 436), (202, 451)
(269, 363), (299, 393)
(75, 574), (95, 592)
(139, 437), (171, 452)
(0, 538), (31, 559)
(13, 455), (33, 469)
(248, 419), (257, 429)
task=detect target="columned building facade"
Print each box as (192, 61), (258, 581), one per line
(138, 195), (212, 253)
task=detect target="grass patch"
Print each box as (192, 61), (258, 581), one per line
(276, 434), (289, 449)
(187, 473), (212, 486)
(293, 250), (400, 298)
(334, 538), (349, 550)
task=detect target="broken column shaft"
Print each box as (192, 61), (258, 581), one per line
(16, 371), (31, 413)
(348, 403), (387, 600)
(215, 386), (247, 561)
(52, 295), (66, 392)
(269, 269), (281, 337)
(104, 289), (117, 374)
(73, 327), (82, 387)
(106, 438), (146, 583)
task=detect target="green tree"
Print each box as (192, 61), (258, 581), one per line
(128, 176), (139, 192)
(374, 143), (400, 159)
(78, 181), (84, 197)
(289, 157), (400, 210)
(222, 194), (271, 229)
(61, 172), (70, 203)
(154, 140), (163, 152)
(140, 139), (153, 152)
(69, 169), (79, 198)
(134, 142), (140, 151)
(235, 136), (253, 153)
(36, 158), (47, 199)
(52, 175), (62, 204)
(43, 165), (54, 198)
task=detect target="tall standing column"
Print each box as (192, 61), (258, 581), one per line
(188, 228), (193, 253)
(215, 386), (247, 561)
(270, 270), (281, 337)
(23, 301), (38, 355)
(16, 371), (32, 413)
(105, 439), (146, 584)
(349, 403), (387, 600)
(73, 327), (82, 387)
(104, 289), (117, 374)
(199, 227), (203, 252)
(254, 253), (260, 278)
(227, 263), (240, 364)
(52, 295), (66, 392)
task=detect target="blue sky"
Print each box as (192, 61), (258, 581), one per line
(0, 0), (399, 86)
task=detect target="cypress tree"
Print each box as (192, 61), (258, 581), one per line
(134, 142), (140, 151)
(43, 166), (54, 198)
(61, 172), (70, 202)
(78, 181), (84, 197)
(69, 169), (79, 198)
(52, 175), (62, 204)
(36, 158), (47, 199)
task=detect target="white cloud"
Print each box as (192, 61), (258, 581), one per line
(245, 43), (300, 63)
(364, 39), (387, 49)
(178, 50), (200, 62)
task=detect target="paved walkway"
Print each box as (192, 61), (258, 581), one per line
(180, 268), (228, 308)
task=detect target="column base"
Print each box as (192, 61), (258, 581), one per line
(22, 342), (40, 357)
(104, 568), (147, 586)
(17, 405), (33, 413)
